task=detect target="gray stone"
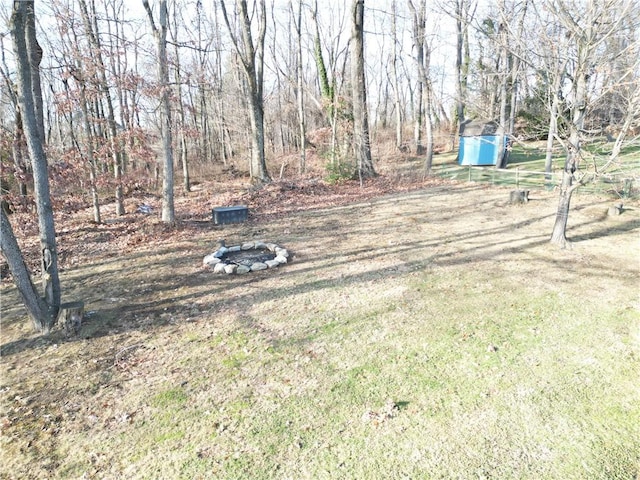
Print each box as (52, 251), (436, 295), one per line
(205, 241), (288, 274)
(274, 255), (288, 264)
(203, 253), (221, 267)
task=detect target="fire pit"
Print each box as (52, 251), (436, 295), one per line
(203, 241), (289, 274)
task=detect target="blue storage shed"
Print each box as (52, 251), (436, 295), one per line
(458, 120), (507, 166)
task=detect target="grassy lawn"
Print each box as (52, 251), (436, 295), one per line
(1, 178), (639, 479)
(432, 138), (640, 198)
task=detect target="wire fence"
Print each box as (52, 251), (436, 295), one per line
(433, 164), (638, 199)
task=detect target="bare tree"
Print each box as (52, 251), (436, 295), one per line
(542, 22), (569, 176)
(25, 0), (45, 144)
(4, 1), (61, 331)
(452, 0), (475, 136)
(495, 1), (509, 168)
(390, 0), (404, 151)
(1, 208), (51, 331)
(408, 0), (435, 172)
(76, 71), (102, 224)
(179, 1), (220, 166)
(77, 0), (125, 216)
(311, 0), (334, 111)
(350, 0), (376, 180)
(45, 0), (104, 223)
(221, 0), (271, 184)
(493, 0), (529, 169)
(143, 0), (175, 222)
(291, 0), (306, 173)
(542, 0), (639, 246)
(0, 37), (29, 203)
(310, 0), (351, 166)
(171, 4), (190, 193)
(507, 0), (528, 137)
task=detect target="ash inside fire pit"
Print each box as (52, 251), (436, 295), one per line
(223, 249), (275, 267)
(203, 241), (289, 274)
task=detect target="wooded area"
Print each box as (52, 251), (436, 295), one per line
(0, 0), (639, 331)
(1, 3), (639, 477)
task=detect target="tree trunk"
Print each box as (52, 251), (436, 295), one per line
(545, 57), (565, 176)
(312, 0), (333, 107)
(545, 89), (559, 176)
(408, 0), (433, 171)
(172, 6), (190, 193)
(507, 0), (527, 139)
(508, 57), (519, 136)
(495, 9), (509, 169)
(424, 80), (434, 173)
(390, 1), (403, 150)
(158, 4), (175, 222)
(413, 79), (424, 155)
(9, 1), (60, 330)
(12, 109), (29, 204)
(292, 0), (306, 173)
(0, 208), (52, 332)
(2, 41), (31, 204)
(110, 5), (133, 174)
(248, 94), (269, 182)
(220, 0), (270, 184)
(78, 83), (102, 224)
(454, 1), (464, 132)
(411, 1), (425, 157)
(550, 105), (584, 246)
(24, 4), (45, 144)
(550, 161), (578, 247)
(454, 0), (473, 137)
(143, 0), (175, 222)
(351, 0), (376, 180)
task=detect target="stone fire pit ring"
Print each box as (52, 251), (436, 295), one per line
(203, 241), (289, 274)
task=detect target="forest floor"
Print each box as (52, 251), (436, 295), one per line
(1, 154), (639, 479)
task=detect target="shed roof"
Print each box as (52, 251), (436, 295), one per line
(459, 119), (503, 137)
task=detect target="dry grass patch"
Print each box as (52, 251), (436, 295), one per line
(1, 179), (639, 479)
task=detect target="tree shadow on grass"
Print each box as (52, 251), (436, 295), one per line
(568, 216), (640, 242)
(2, 184), (637, 358)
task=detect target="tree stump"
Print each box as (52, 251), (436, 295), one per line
(57, 301), (84, 336)
(608, 203), (623, 216)
(622, 178), (633, 198)
(510, 190), (529, 204)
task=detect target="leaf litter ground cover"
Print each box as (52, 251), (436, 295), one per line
(1, 171), (639, 479)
